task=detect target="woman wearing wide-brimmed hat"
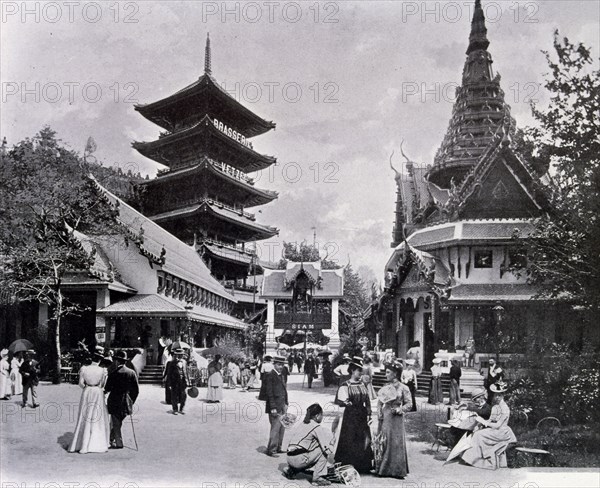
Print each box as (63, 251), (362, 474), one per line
(448, 381), (517, 470)
(334, 356), (374, 473)
(373, 359), (412, 479)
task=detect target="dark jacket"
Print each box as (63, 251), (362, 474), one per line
(450, 365), (462, 382)
(20, 359), (40, 386)
(164, 358), (189, 389)
(105, 364), (139, 420)
(264, 369), (288, 414)
(465, 401), (492, 420)
(304, 357), (317, 376)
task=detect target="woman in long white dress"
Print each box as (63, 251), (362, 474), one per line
(206, 355), (223, 402)
(0, 350), (11, 400)
(68, 352), (111, 453)
(11, 352), (23, 396)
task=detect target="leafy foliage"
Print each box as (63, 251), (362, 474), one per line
(505, 343), (600, 425)
(0, 127), (130, 382)
(513, 33), (600, 324)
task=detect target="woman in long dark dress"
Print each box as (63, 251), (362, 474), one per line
(374, 360), (412, 479)
(334, 356), (374, 473)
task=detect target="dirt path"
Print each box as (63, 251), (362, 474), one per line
(1, 375), (597, 488)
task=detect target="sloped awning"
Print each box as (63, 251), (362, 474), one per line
(448, 284), (539, 304)
(97, 294), (246, 330)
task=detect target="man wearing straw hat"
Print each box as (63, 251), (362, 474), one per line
(446, 387), (491, 448)
(105, 350), (139, 449)
(263, 355), (289, 457)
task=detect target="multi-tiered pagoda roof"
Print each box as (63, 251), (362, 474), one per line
(133, 35), (279, 300)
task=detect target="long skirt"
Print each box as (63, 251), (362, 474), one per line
(68, 386), (110, 453)
(428, 377), (443, 404)
(207, 372), (223, 402)
(456, 426), (517, 470)
(334, 405), (373, 473)
(449, 379), (461, 405)
(0, 372), (11, 398)
(375, 406), (409, 478)
(406, 380), (417, 412)
(11, 369), (23, 395)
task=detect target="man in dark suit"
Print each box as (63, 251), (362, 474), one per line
(20, 350), (40, 408)
(264, 355), (288, 457)
(304, 353), (317, 388)
(105, 350), (139, 449)
(164, 348), (189, 415)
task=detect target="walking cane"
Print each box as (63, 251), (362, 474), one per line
(129, 414), (139, 451)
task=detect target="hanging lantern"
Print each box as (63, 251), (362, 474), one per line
(492, 302), (505, 324)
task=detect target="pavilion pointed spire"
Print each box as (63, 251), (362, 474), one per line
(204, 33), (212, 75)
(467, 0), (489, 54)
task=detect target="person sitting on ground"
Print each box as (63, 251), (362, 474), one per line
(283, 403), (335, 486)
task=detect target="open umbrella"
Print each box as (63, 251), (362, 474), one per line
(191, 349), (208, 368)
(277, 343), (290, 349)
(168, 341), (191, 352)
(8, 339), (33, 354)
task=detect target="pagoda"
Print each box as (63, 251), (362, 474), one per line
(367, 0), (576, 391)
(132, 35), (279, 316)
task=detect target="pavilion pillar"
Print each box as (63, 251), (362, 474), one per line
(95, 288), (110, 346)
(265, 299), (277, 354)
(328, 299), (341, 352)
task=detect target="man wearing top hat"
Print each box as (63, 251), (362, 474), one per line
(164, 348), (190, 415)
(105, 350), (139, 449)
(20, 350), (40, 408)
(263, 355), (289, 457)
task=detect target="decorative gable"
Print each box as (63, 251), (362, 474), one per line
(459, 152), (543, 219)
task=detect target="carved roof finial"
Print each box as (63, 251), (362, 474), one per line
(204, 33), (212, 75)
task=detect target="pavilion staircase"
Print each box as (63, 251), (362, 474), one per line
(139, 364), (163, 385)
(372, 368), (484, 396)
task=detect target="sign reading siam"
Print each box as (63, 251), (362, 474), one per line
(213, 118), (254, 150)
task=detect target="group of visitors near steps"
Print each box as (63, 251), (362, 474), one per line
(2, 345), (517, 486)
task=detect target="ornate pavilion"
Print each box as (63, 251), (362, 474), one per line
(368, 0), (576, 371)
(132, 34), (278, 319)
(261, 261), (344, 354)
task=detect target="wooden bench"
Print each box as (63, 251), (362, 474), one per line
(514, 417), (561, 467)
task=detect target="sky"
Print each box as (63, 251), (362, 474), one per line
(1, 0), (599, 285)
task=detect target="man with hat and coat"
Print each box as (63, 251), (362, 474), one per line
(20, 350), (40, 408)
(304, 353), (317, 389)
(263, 355), (289, 457)
(105, 350), (139, 449)
(446, 387), (491, 448)
(164, 348), (190, 415)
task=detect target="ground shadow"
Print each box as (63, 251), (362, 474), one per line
(57, 432), (74, 451)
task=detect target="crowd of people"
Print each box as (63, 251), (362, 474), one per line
(2, 340), (518, 482)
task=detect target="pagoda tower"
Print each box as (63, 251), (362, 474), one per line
(427, 0), (515, 188)
(132, 35), (279, 314)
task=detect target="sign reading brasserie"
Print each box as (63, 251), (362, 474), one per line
(213, 118), (254, 150)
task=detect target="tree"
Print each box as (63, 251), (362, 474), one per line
(337, 264), (370, 356)
(514, 33), (600, 329)
(0, 128), (125, 382)
(276, 241), (338, 269)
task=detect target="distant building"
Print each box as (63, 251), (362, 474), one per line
(132, 34), (278, 319)
(261, 261), (344, 354)
(372, 0), (582, 370)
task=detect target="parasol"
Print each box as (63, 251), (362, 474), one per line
(8, 339), (33, 354)
(276, 343), (290, 349)
(190, 349), (208, 368)
(168, 341), (191, 351)
(318, 351), (333, 357)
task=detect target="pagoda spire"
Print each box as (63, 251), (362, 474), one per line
(467, 0), (489, 54)
(427, 0), (514, 188)
(204, 33), (212, 75)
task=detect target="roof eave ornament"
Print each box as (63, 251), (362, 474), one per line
(204, 33), (212, 75)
